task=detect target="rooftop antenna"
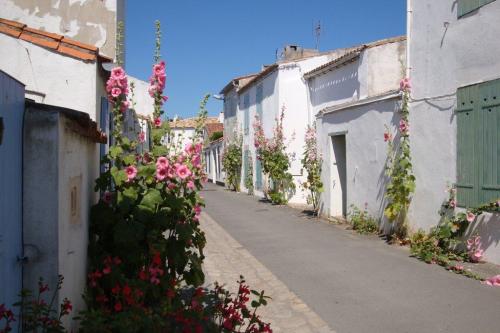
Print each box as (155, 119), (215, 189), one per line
(314, 20), (322, 50)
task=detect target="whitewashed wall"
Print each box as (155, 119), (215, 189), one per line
(409, 0), (500, 264)
(170, 127), (196, 151)
(0, 34), (100, 120)
(317, 98), (401, 219)
(311, 40), (405, 219)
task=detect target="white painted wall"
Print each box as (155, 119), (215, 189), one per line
(23, 105), (99, 331)
(57, 117), (97, 331)
(170, 127), (196, 151)
(409, 0), (500, 264)
(128, 76), (154, 118)
(237, 54), (347, 204)
(0, 34), (99, 120)
(204, 140), (225, 184)
(317, 98), (401, 219)
(310, 40), (405, 219)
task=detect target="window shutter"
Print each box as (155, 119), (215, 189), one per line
(478, 79), (500, 203)
(255, 158), (262, 190)
(256, 85), (263, 119)
(244, 94), (250, 134)
(480, 0), (496, 6)
(458, 0), (480, 17)
(244, 149), (249, 181)
(456, 84), (479, 207)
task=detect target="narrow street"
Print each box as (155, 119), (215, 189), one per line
(201, 183), (500, 333)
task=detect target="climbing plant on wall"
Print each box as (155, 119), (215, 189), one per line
(383, 78), (416, 239)
(253, 105), (295, 205)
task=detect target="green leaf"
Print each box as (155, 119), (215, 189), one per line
(123, 154), (136, 165)
(140, 189), (162, 210)
(109, 146), (123, 159)
(110, 166), (127, 187)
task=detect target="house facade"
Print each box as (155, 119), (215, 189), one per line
(408, 0), (500, 263)
(307, 37), (406, 220)
(229, 46), (349, 204)
(0, 0), (125, 60)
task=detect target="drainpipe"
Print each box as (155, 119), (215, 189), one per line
(406, 0), (412, 78)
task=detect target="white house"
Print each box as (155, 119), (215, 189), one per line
(306, 36), (406, 221)
(226, 45), (351, 204)
(203, 122), (225, 185)
(408, 0), (500, 264)
(169, 116), (221, 150)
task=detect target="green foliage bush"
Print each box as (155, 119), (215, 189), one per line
(348, 205), (379, 234)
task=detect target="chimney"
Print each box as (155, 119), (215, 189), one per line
(278, 45), (319, 62)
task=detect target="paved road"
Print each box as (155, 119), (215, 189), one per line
(202, 183), (500, 333)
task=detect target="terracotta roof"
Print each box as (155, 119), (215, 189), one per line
(304, 36), (406, 79)
(220, 73), (258, 95)
(205, 122), (224, 138)
(0, 18), (112, 63)
(170, 117), (220, 129)
(238, 64), (279, 94)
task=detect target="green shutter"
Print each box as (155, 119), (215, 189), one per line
(458, 0), (496, 17)
(244, 149), (249, 181)
(457, 79), (500, 207)
(255, 158), (262, 190)
(478, 79), (500, 203)
(244, 94), (250, 135)
(456, 84), (479, 207)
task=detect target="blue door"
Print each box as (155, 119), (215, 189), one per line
(0, 71), (24, 325)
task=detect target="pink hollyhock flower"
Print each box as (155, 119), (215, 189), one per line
(399, 119), (409, 135)
(194, 204), (202, 217)
(148, 86), (157, 97)
(449, 199), (457, 208)
(191, 154), (201, 167)
(156, 156), (169, 169)
(162, 95), (169, 102)
(187, 181), (195, 190)
(176, 164), (192, 180)
(484, 275), (500, 286)
(177, 154), (186, 164)
(384, 132), (392, 142)
(138, 131), (146, 143)
(470, 249), (484, 262)
(103, 191), (112, 204)
(466, 211), (476, 223)
(167, 182), (176, 190)
(156, 166), (168, 181)
(400, 78), (411, 92)
(111, 67), (126, 80)
(120, 100), (129, 113)
(125, 165), (137, 182)
(111, 87), (122, 98)
(154, 118), (162, 128)
(167, 168), (175, 179)
(184, 143), (194, 154)
(195, 143), (203, 154)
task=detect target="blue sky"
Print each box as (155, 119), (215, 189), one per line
(125, 1), (406, 119)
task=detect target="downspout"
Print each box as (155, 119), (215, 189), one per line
(406, 0), (412, 78)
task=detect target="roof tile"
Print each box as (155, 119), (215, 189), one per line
(0, 17), (110, 63)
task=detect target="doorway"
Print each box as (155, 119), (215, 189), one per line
(330, 134), (347, 217)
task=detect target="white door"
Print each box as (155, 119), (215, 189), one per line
(330, 135), (347, 217)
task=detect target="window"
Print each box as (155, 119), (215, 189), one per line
(243, 93), (250, 135)
(458, 0), (496, 17)
(456, 78), (500, 207)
